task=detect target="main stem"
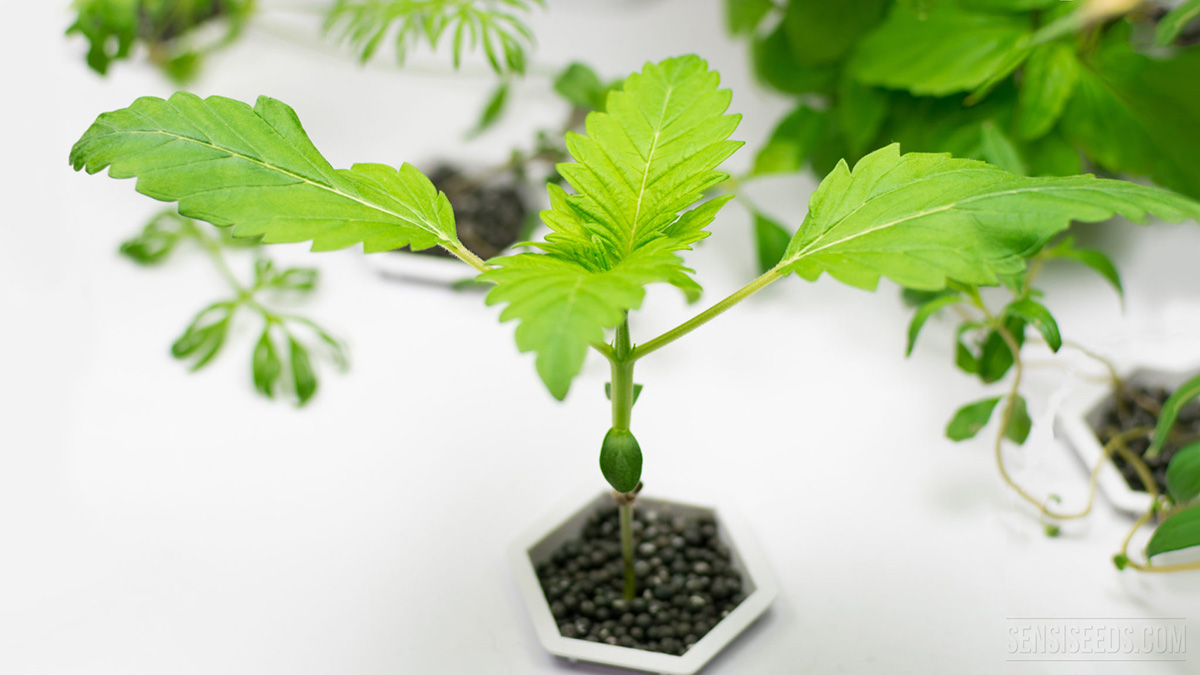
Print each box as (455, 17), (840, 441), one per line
(610, 316), (638, 600)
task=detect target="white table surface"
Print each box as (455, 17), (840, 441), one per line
(4, 2), (1200, 673)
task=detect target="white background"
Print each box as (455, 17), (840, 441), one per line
(4, 1), (1200, 673)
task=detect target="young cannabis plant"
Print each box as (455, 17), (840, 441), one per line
(121, 210), (348, 405)
(324, 0), (544, 75)
(70, 55), (1200, 595)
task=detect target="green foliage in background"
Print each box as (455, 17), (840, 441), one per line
(67, 0), (254, 81)
(324, 0), (544, 75)
(730, 0), (1200, 199)
(120, 210), (347, 405)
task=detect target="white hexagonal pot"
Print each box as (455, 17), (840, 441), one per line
(1054, 365), (1196, 516)
(509, 490), (779, 675)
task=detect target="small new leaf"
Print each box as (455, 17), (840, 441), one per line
(483, 56), (741, 398)
(119, 210), (192, 265)
(1146, 503), (1200, 559)
(1004, 395), (1032, 445)
(947, 397), (1002, 441)
(1147, 372), (1200, 459)
(604, 382), (643, 407)
(252, 327), (283, 398)
(1044, 236), (1123, 302)
(172, 301), (234, 371)
(289, 336), (318, 406)
(1006, 298), (1061, 352)
(906, 293), (961, 356)
(468, 81), (510, 138)
(1167, 441), (1200, 506)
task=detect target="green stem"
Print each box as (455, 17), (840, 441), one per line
(440, 241), (493, 275)
(619, 501), (636, 599)
(609, 315), (638, 600)
(634, 268), (783, 361)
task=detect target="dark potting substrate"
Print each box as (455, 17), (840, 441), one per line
(1093, 383), (1200, 493)
(396, 165), (527, 260)
(535, 505), (746, 656)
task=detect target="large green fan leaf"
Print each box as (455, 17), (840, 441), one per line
(849, 4), (1030, 96)
(482, 55), (742, 398)
(70, 92), (463, 254)
(777, 144), (1200, 290)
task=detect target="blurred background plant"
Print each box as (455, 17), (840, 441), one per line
(726, 0), (1200, 268)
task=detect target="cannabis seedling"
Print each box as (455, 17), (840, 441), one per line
(120, 210), (347, 405)
(70, 55), (1200, 601)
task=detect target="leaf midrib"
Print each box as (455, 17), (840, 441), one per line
(89, 127), (451, 245)
(626, 79), (675, 257)
(784, 182), (1132, 267)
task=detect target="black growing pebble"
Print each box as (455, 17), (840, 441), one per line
(1092, 382), (1200, 494)
(535, 504), (747, 656)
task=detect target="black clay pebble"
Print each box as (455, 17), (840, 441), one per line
(535, 506), (747, 656)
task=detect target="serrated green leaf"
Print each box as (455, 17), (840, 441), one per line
(1006, 298), (1060, 352)
(1062, 38), (1200, 200)
(947, 397), (1002, 441)
(753, 212), (791, 275)
(776, 144), (1200, 292)
(1156, 0), (1200, 46)
(1148, 372), (1200, 459)
(252, 327), (283, 398)
(850, 4), (1031, 96)
(1004, 394), (1032, 444)
(483, 56), (741, 398)
(906, 293), (962, 356)
(289, 336), (317, 406)
(725, 0), (774, 35)
(752, 105), (828, 176)
(978, 121), (1027, 176)
(483, 241), (680, 400)
(1167, 442), (1200, 506)
(1015, 42), (1079, 141)
(1146, 503), (1200, 559)
(71, 93), (465, 255)
(467, 80), (510, 138)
